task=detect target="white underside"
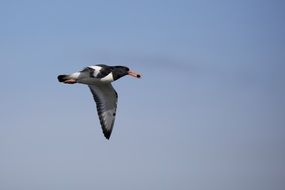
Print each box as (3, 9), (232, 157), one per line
(76, 72), (114, 85)
(100, 73), (114, 82)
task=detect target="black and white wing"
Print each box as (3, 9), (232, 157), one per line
(88, 83), (118, 139)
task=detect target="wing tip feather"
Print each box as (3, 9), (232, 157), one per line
(104, 133), (111, 140)
(102, 128), (111, 139)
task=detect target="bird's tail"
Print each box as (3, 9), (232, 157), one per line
(57, 75), (69, 82)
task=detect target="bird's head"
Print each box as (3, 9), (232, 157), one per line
(112, 66), (141, 81)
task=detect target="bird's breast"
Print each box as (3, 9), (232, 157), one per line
(99, 73), (114, 82)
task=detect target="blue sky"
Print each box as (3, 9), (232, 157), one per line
(0, 0), (285, 190)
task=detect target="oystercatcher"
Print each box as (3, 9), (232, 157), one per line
(57, 64), (141, 139)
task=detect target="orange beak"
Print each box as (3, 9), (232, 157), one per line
(128, 70), (142, 78)
(63, 79), (77, 84)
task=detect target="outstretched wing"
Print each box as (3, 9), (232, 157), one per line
(88, 83), (118, 139)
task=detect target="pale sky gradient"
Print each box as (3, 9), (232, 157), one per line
(0, 1), (285, 190)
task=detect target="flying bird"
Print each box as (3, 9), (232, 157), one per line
(57, 64), (141, 139)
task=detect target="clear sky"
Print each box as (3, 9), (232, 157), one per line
(0, 0), (285, 190)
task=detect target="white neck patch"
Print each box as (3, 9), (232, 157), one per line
(100, 72), (114, 82)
